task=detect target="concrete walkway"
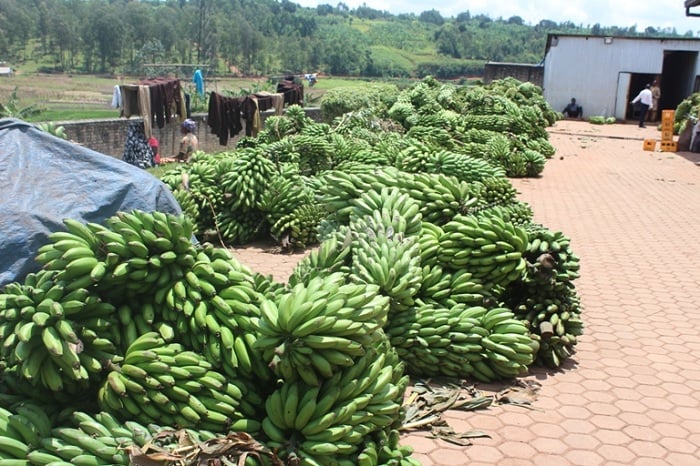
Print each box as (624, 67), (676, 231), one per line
(403, 120), (700, 465)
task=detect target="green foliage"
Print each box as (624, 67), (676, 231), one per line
(320, 83), (400, 122)
(0, 1), (692, 78)
(0, 87), (45, 120)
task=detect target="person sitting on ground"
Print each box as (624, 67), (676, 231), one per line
(562, 98), (583, 119)
(175, 119), (198, 163)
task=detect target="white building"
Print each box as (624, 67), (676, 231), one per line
(542, 34), (700, 121)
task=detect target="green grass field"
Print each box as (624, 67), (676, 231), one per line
(0, 72), (356, 122)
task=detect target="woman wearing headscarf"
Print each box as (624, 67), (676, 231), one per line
(176, 119), (199, 162)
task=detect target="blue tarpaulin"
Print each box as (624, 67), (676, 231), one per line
(0, 118), (182, 287)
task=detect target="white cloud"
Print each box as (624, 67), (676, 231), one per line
(295, 0), (700, 33)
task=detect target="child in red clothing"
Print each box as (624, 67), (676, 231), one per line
(148, 136), (160, 165)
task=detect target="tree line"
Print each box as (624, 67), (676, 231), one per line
(0, 0), (693, 79)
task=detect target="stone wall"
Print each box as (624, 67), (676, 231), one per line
(57, 108), (322, 159)
(483, 63), (544, 87)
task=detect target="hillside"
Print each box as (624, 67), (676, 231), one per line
(0, 0), (689, 81)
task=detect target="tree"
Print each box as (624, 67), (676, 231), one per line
(419, 9), (444, 26)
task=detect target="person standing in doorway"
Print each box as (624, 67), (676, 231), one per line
(648, 80), (661, 123)
(632, 84), (653, 128)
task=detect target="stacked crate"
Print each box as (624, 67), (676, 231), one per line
(659, 110), (677, 152)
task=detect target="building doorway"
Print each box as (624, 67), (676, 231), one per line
(625, 73), (657, 121)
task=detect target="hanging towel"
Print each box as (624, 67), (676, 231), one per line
(193, 69), (205, 97)
(111, 85), (122, 108)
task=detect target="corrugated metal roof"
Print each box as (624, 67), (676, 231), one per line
(686, 0), (700, 16)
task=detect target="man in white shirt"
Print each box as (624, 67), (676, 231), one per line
(632, 84), (654, 128)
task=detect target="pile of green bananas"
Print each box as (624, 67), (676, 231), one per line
(98, 332), (261, 433)
(262, 336), (408, 465)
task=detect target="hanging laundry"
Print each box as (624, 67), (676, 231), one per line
(193, 69), (205, 97)
(207, 91), (244, 146)
(111, 84), (122, 109)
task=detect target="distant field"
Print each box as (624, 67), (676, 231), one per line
(0, 72), (336, 123)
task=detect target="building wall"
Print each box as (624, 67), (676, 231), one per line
(57, 108), (322, 159)
(543, 36), (700, 119)
(484, 63), (544, 87)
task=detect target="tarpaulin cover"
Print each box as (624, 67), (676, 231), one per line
(0, 118), (182, 287)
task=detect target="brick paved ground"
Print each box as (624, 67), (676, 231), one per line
(232, 120), (700, 466)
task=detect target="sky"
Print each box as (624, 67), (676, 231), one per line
(293, 0), (700, 35)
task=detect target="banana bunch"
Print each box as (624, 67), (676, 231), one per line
(475, 176), (518, 205)
(393, 172), (479, 226)
(0, 420), (30, 461)
(262, 337), (407, 465)
(287, 134), (334, 176)
(386, 304), (488, 379)
(522, 226), (581, 291)
(255, 273), (390, 386)
(501, 225), (583, 367)
(438, 213), (527, 288)
(220, 147), (278, 211)
(0, 269), (120, 393)
(161, 157), (226, 235)
(27, 411), (145, 465)
(35, 121), (68, 140)
(359, 428), (421, 466)
(391, 139), (435, 173)
(416, 221), (442, 268)
(216, 208), (267, 245)
(314, 170), (373, 222)
(270, 203), (327, 249)
(349, 187), (422, 238)
(288, 233), (353, 287)
(153, 244), (272, 384)
(28, 410), (232, 466)
(416, 266), (490, 308)
(477, 307), (539, 381)
(98, 332), (261, 433)
(111, 299), (175, 354)
(349, 226), (422, 313)
(473, 201), (534, 228)
(426, 149), (506, 183)
(259, 174), (315, 242)
(405, 126), (454, 149)
(522, 149), (547, 177)
(0, 403), (52, 458)
(35, 211), (198, 300)
(257, 115), (301, 143)
(508, 290), (583, 368)
(252, 271), (288, 302)
(461, 113), (515, 134)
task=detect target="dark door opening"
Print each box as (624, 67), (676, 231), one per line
(659, 50), (698, 116)
(625, 73), (657, 121)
